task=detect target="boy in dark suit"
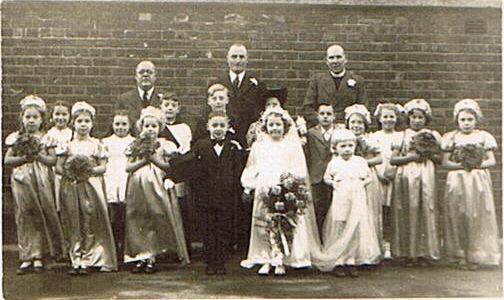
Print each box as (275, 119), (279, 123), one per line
(191, 111), (244, 275)
(305, 103), (336, 235)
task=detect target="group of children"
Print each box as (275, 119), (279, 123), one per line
(5, 84), (500, 278)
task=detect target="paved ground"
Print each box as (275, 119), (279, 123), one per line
(3, 248), (502, 299)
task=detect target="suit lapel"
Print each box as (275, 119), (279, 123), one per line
(237, 72), (252, 97)
(320, 72), (337, 102)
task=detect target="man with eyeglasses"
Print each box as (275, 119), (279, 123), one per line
(115, 60), (162, 134)
(302, 44), (368, 128)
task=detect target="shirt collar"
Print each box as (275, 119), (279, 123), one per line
(229, 70), (245, 84)
(320, 125), (334, 135)
(138, 87), (155, 100)
(330, 69), (346, 79)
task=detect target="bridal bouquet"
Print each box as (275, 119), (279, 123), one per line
(355, 136), (380, 158)
(451, 144), (486, 170)
(129, 134), (160, 159)
(257, 172), (310, 257)
(409, 131), (442, 162)
(63, 155), (95, 183)
(12, 134), (42, 162)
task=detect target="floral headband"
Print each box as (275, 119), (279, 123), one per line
(373, 103), (405, 118)
(453, 98), (483, 121)
(260, 106), (292, 127)
(344, 104), (371, 125)
(20, 95), (46, 112)
(139, 106), (164, 123)
(71, 101), (96, 117)
(404, 99), (432, 117)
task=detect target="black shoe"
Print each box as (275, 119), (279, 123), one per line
(405, 258), (417, 267)
(78, 268), (89, 275)
(144, 262), (156, 274)
(68, 267), (80, 275)
(205, 266), (216, 275)
(131, 261), (145, 274)
(17, 266), (32, 275)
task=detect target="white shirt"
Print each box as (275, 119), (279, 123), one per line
(321, 126), (334, 142)
(137, 87), (154, 101)
(229, 70), (245, 87)
(213, 143), (224, 156)
(330, 69), (346, 78)
(164, 123), (192, 154)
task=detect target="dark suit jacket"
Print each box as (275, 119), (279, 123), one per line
(211, 71), (267, 147)
(115, 87), (162, 134)
(191, 137), (244, 210)
(302, 70), (367, 128)
(304, 125), (333, 185)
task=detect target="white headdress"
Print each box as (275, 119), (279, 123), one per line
(453, 98), (483, 120)
(404, 99), (432, 117)
(373, 102), (405, 118)
(344, 104), (371, 125)
(260, 106), (293, 127)
(71, 101), (96, 117)
(20, 95), (46, 112)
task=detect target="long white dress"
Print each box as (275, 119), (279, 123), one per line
(240, 136), (320, 268)
(312, 155), (381, 271)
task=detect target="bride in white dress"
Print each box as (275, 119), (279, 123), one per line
(240, 107), (320, 276)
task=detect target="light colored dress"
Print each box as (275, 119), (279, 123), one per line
(5, 132), (65, 262)
(370, 130), (404, 206)
(46, 127), (73, 212)
(124, 139), (190, 264)
(102, 134), (134, 203)
(356, 133), (385, 249)
(240, 136), (320, 268)
(58, 137), (117, 270)
(441, 130), (500, 265)
(390, 128), (441, 259)
(312, 155), (380, 271)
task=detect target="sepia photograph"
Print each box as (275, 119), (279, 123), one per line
(1, 0), (502, 298)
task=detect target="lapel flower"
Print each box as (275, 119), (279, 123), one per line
(250, 78), (258, 86)
(347, 79), (357, 88)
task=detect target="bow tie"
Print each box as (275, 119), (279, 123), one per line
(211, 139), (225, 146)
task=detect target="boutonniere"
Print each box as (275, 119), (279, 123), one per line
(250, 78), (258, 86)
(347, 79), (357, 88)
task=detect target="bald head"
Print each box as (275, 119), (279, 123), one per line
(227, 44), (248, 74)
(326, 44), (347, 74)
(135, 61), (157, 91)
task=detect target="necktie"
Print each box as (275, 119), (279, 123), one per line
(233, 76), (240, 90)
(142, 91), (149, 108)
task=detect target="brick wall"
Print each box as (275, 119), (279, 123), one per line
(1, 1), (501, 241)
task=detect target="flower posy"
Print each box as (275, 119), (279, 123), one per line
(63, 154), (94, 183)
(347, 79), (357, 87)
(250, 78), (258, 86)
(12, 134), (42, 161)
(451, 144), (486, 170)
(409, 131), (442, 162)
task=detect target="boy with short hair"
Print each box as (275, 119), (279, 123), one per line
(305, 103), (336, 235)
(191, 111), (244, 275)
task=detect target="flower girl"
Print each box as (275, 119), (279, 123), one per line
(441, 99), (500, 270)
(240, 106), (319, 276)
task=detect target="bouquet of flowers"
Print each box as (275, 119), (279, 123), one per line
(129, 134), (160, 159)
(257, 172), (310, 258)
(12, 134), (42, 161)
(450, 144), (486, 170)
(63, 155), (95, 183)
(409, 131), (442, 162)
(355, 136), (380, 158)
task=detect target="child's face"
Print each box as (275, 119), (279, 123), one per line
(74, 112), (93, 137)
(113, 115), (130, 138)
(207, 116), (229, 140)
(457, 110), (476, 134)
(52, 106), (70, 129)
(348, 113), (366, 136)
(160, 99), (180, 120)
(317, 105), (335, 128)
(266, 115), (285, 140)
(409, 109), (426, 130)
(141, 117), (160, 138)
(265, 97), (281, 110)
(334, 140), (356, 160)
(22, 107), (43, 133)
(207, 90), (229, 112)
(379, 108), (397, 131)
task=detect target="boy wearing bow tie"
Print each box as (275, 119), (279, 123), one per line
(191, 111), (244, 275)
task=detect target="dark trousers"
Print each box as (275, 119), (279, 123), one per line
(312, 182), (332, 236)
(235, 199), (252, 253)
(109, 202), (125, 263)
(199, 206), (234, 268)
(178, 195), (193, 256)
